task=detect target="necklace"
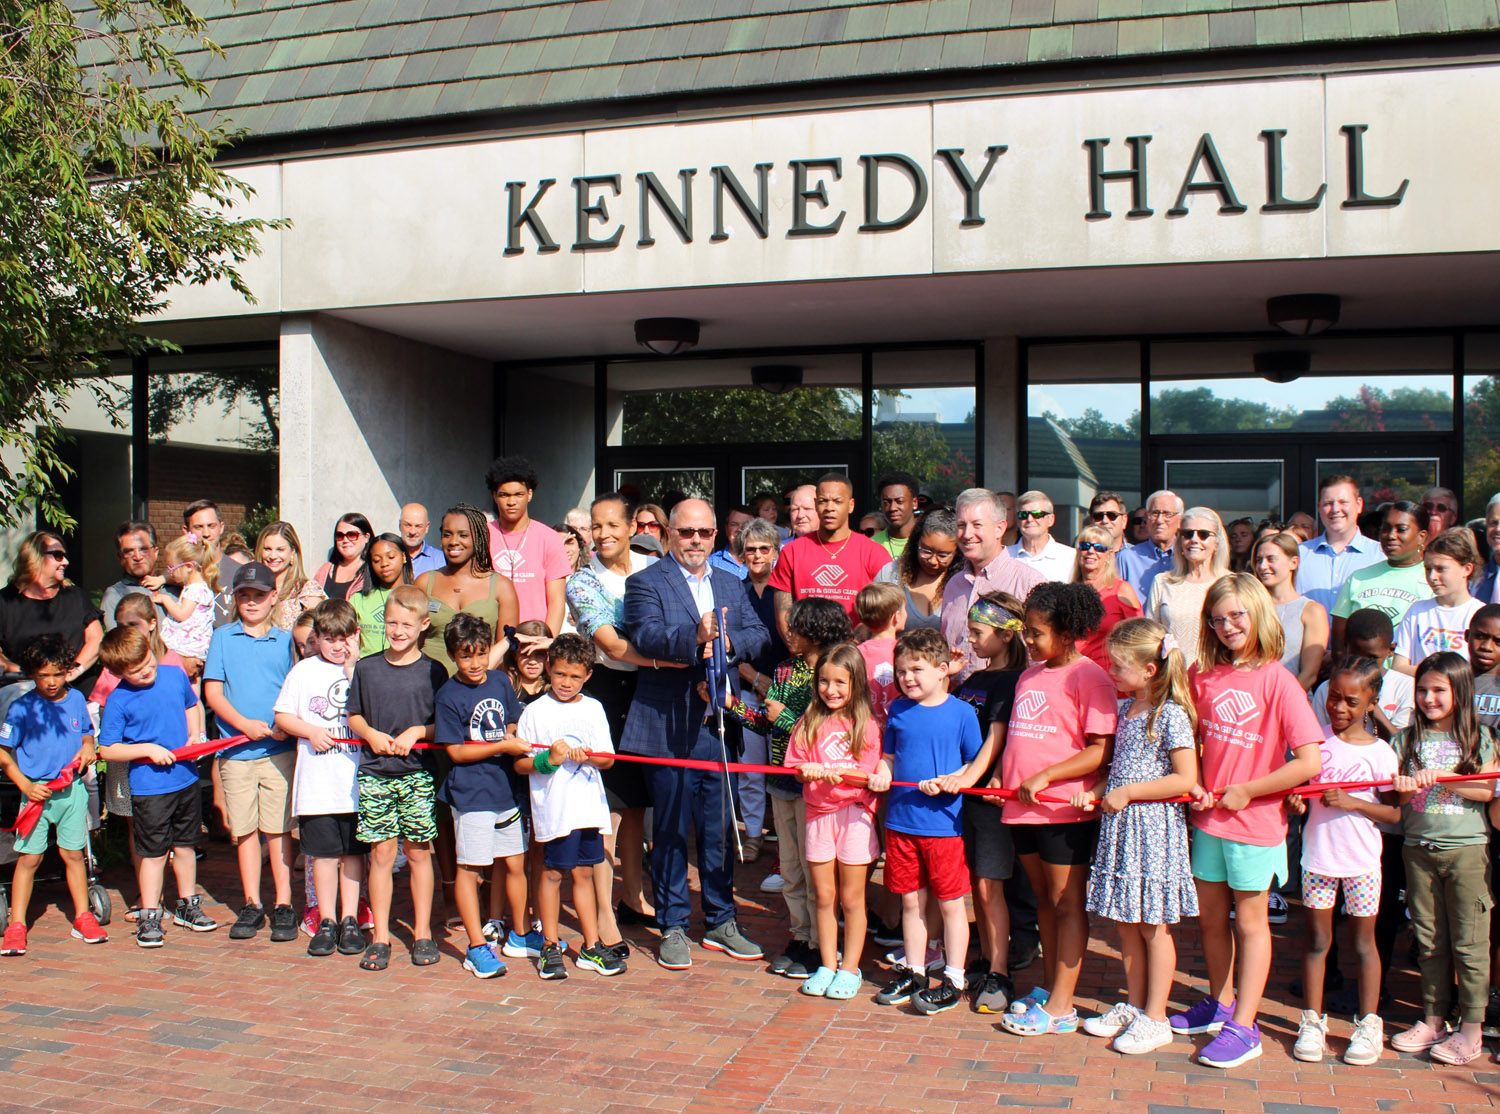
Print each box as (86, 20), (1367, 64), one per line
(816, 531), (853, 560)
(494, 521), (528, 571)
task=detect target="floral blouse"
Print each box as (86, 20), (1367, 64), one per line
(728, 654), (814, 795)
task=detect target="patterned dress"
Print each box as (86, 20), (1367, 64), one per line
(1086, 699), (1200, 925)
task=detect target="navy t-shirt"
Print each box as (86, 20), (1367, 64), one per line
(0, 688), (90, 780)
(435, 672), (522, 814)
(98, 664), (199, 797)
(347, 652), (447, 779)
(884, 695), (983, 837)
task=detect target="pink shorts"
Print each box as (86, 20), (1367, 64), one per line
(1303, 868), (1381, 917)
(804, 804), (881, 866)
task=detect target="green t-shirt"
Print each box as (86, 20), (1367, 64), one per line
(1332, 560), (1432, 620)
(871, 530), (909, 560)
(350, 587), (391, 657)
(1398, 727), (1496, 848)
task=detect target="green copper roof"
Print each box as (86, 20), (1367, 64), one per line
(177, 0), (1500, 140)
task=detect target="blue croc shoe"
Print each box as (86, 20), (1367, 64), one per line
(826, 969), (863, 1000)
(801, 966), (836, 997)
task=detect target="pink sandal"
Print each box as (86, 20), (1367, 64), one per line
(1430, 1033), (1484, 1066)
(1392, 1019), (1448, 1052)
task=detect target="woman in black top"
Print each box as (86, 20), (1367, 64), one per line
(0, 531), (104, 692)
(314, 512), (373, 600)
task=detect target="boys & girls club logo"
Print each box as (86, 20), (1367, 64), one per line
(1014, 690), (1048, 721)
(812, 565), (848, 589)
(1212, 689), (1257, 726)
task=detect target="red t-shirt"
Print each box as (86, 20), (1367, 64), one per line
(767, 532), (890, 621)
(487, 521), (571, 627)
(1001, 656), (1118, 825)
(1190, 661), (1324, 847)
(858, 639), (899, 725)
(783, 716), (883, 816)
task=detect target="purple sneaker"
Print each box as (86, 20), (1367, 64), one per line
(1198, 1020), (1263, 1069)
(1169, 996), (1233, 1035)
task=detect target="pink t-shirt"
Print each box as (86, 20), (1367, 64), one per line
(1001, 656), (1118, 825)
(767, 532), (890, 621)
(783, 716), (883, 816)
(487, 521), (571, 627)
(858, 639), (899, 725)
(1190, 661), (1325, 847)
(90, 650), (186, 706)
(1303, 728), (1399, 877)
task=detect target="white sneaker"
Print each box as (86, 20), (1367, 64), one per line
(759, 873), (785, 893)
(1113, 1013), (1174, 1055)
(1083, 1001), (1139, 1038)
(1293, 1010), (1329, 1062)
(1344, 1014), (1383, 1066)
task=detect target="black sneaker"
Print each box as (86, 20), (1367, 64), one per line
(1484, 988), (1500, 1037)
(605, 940), (631, 961)
(576, 943), (627, 976)
(1008, 937), (1041, 973)
(769, 938), (799, 975)
(172, 895), (219, 932)
(876, 965), (924, 1006)
(135, 909), (165, 949)
(781, 939), (814, 980)
(973, 971), (1017, 1014)
(336, 916), (366, 956)
(308, 918), (338, 957)
(539, 941), (569, 980)
(869, 915), (903, 948)
(229, 903), (265, 940)
(914, 976), (962, 1015)
(268, 904), (298, 943)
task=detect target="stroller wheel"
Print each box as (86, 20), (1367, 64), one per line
(0, 889), (8, 933)
(88, 883), (111, 926)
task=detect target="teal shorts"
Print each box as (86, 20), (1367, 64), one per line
(14, 778), (88, 856)
(1190, 830), (1287, 892)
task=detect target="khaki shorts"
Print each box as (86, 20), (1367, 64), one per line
(218, 750), (295, 837)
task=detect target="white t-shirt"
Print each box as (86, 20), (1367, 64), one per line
(1396, 597), (1484, 665)
(1303, 728), (1399, 878)
(516, 692), (614, 842)
(274, 656), (359, 817)
(1312, 669), (1415, 734)
(1006, 538), (1076, 583)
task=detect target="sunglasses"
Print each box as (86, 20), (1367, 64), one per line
(1016, 509), (1051, 521)
(636, 521), (662, 532)
(1178, 528), (1216, 541)
(674, 527), (715, 540)
(43, 549), (66, 561)
(1128, 517), (1144, 528)
(1090, 510), (1123, 522)
(334, 530), (364, 542)
(859, 527), (877, 536)
(1078, 542), (1111, 553)
(742, 544), (774, 555)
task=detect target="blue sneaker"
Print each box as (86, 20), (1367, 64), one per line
(1170, 996), (1234, 1035)
(462, 944), (505, 979)
(1198, 1019), (1263, 1068)
(502, 929), (543, 959)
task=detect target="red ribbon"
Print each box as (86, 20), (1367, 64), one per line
(5, 759), (81, 836)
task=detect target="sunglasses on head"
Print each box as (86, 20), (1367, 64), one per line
(1090, 510), (1123, 522)
(1078, 542), (1111, 553)
(1178, 528), (1216, 541)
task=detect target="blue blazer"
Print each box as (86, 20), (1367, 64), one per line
(620, 556), (770, 758)
(1473, 561), (1500, 604)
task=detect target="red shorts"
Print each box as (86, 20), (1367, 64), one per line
(884, 830), (971, 901)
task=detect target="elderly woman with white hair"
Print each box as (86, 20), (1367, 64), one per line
(1144, 506), (1229, 661)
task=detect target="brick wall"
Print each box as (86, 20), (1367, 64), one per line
(146, 444), (277, 549)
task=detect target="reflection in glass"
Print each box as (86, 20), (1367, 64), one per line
(1149, 375), (1452, 435)
(1465, 374), (1500, 521)
(1164, 459), (1284, 522)
(613, 468), (714, 506)
(741, 464), (847, 506)
(1316, 459), (1439, 510)
(872, 351), (976, 508)
(1025, 382), (1142, 519)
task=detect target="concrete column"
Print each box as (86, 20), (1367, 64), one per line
(982, 336), (1021, 494)
(502, 367), (599, 522)
(279, 314), (495, 547)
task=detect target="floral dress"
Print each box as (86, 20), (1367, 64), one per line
(1085, 698), (1199, 925)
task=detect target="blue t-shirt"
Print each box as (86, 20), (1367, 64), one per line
(98, 664), (199, 797)
(435, 672), (522, 814)
(0, 689), (90, 781)
(884, 695), (983, 837)
(204, 622), (294, 760)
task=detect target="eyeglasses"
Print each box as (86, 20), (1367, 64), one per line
(673, 527), (715, 540)
(917, 544), (957, 562)
(1208, 610), (1250, 630)
(1128, 517), (1144, 528)
(1016, 509), (1051, 521)
(1090, 510), (1123, 522)
(1147, 509), (1182, 520)
(859, 527), (877, 536)
(742, 544), (774, 555)
(1178, 528), (1216, 541)
(43, 549), (66, 561)
(165, 561), (197, 574)
(334, 530), (364, 542)
(119, 546), (155, 557)
(1078, 542), (1110, 553)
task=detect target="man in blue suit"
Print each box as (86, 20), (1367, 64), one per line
(623, 498), (770, 971)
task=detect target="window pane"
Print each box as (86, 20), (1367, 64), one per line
(1025, 381), (1142, 522)
(613, 468), (714, 506)
(1465, 366), (1500, 522)
(1316, 458), (1439, 509)
(612, 355), (861, 446)
(57, 368), (134, 590)
(741, 464), (846, 506)
(1163, 459), (1284, 522)
(872, 350), (976, 508)
(148, 352), (280, 548)
(1149, 374), (1452, 435)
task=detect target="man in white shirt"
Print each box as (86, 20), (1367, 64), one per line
(1006, 490), (1075, 582)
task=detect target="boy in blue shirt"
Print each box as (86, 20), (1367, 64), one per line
(435, 613), (531, 978)
(96, 625), (215, 947)
(204, 562), (296, 943)
(867, 626), (990, 1015)
(0, 634), (106, 955)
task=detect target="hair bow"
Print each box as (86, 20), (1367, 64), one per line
(1159, 633), (1179, 659)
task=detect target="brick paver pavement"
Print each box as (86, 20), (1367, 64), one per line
(0, 844), (1489, 1114)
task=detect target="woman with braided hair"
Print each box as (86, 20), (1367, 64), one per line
(417, 504), (520, 676)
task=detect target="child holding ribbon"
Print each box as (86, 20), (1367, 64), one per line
(1076, 618), (1198, 1055)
